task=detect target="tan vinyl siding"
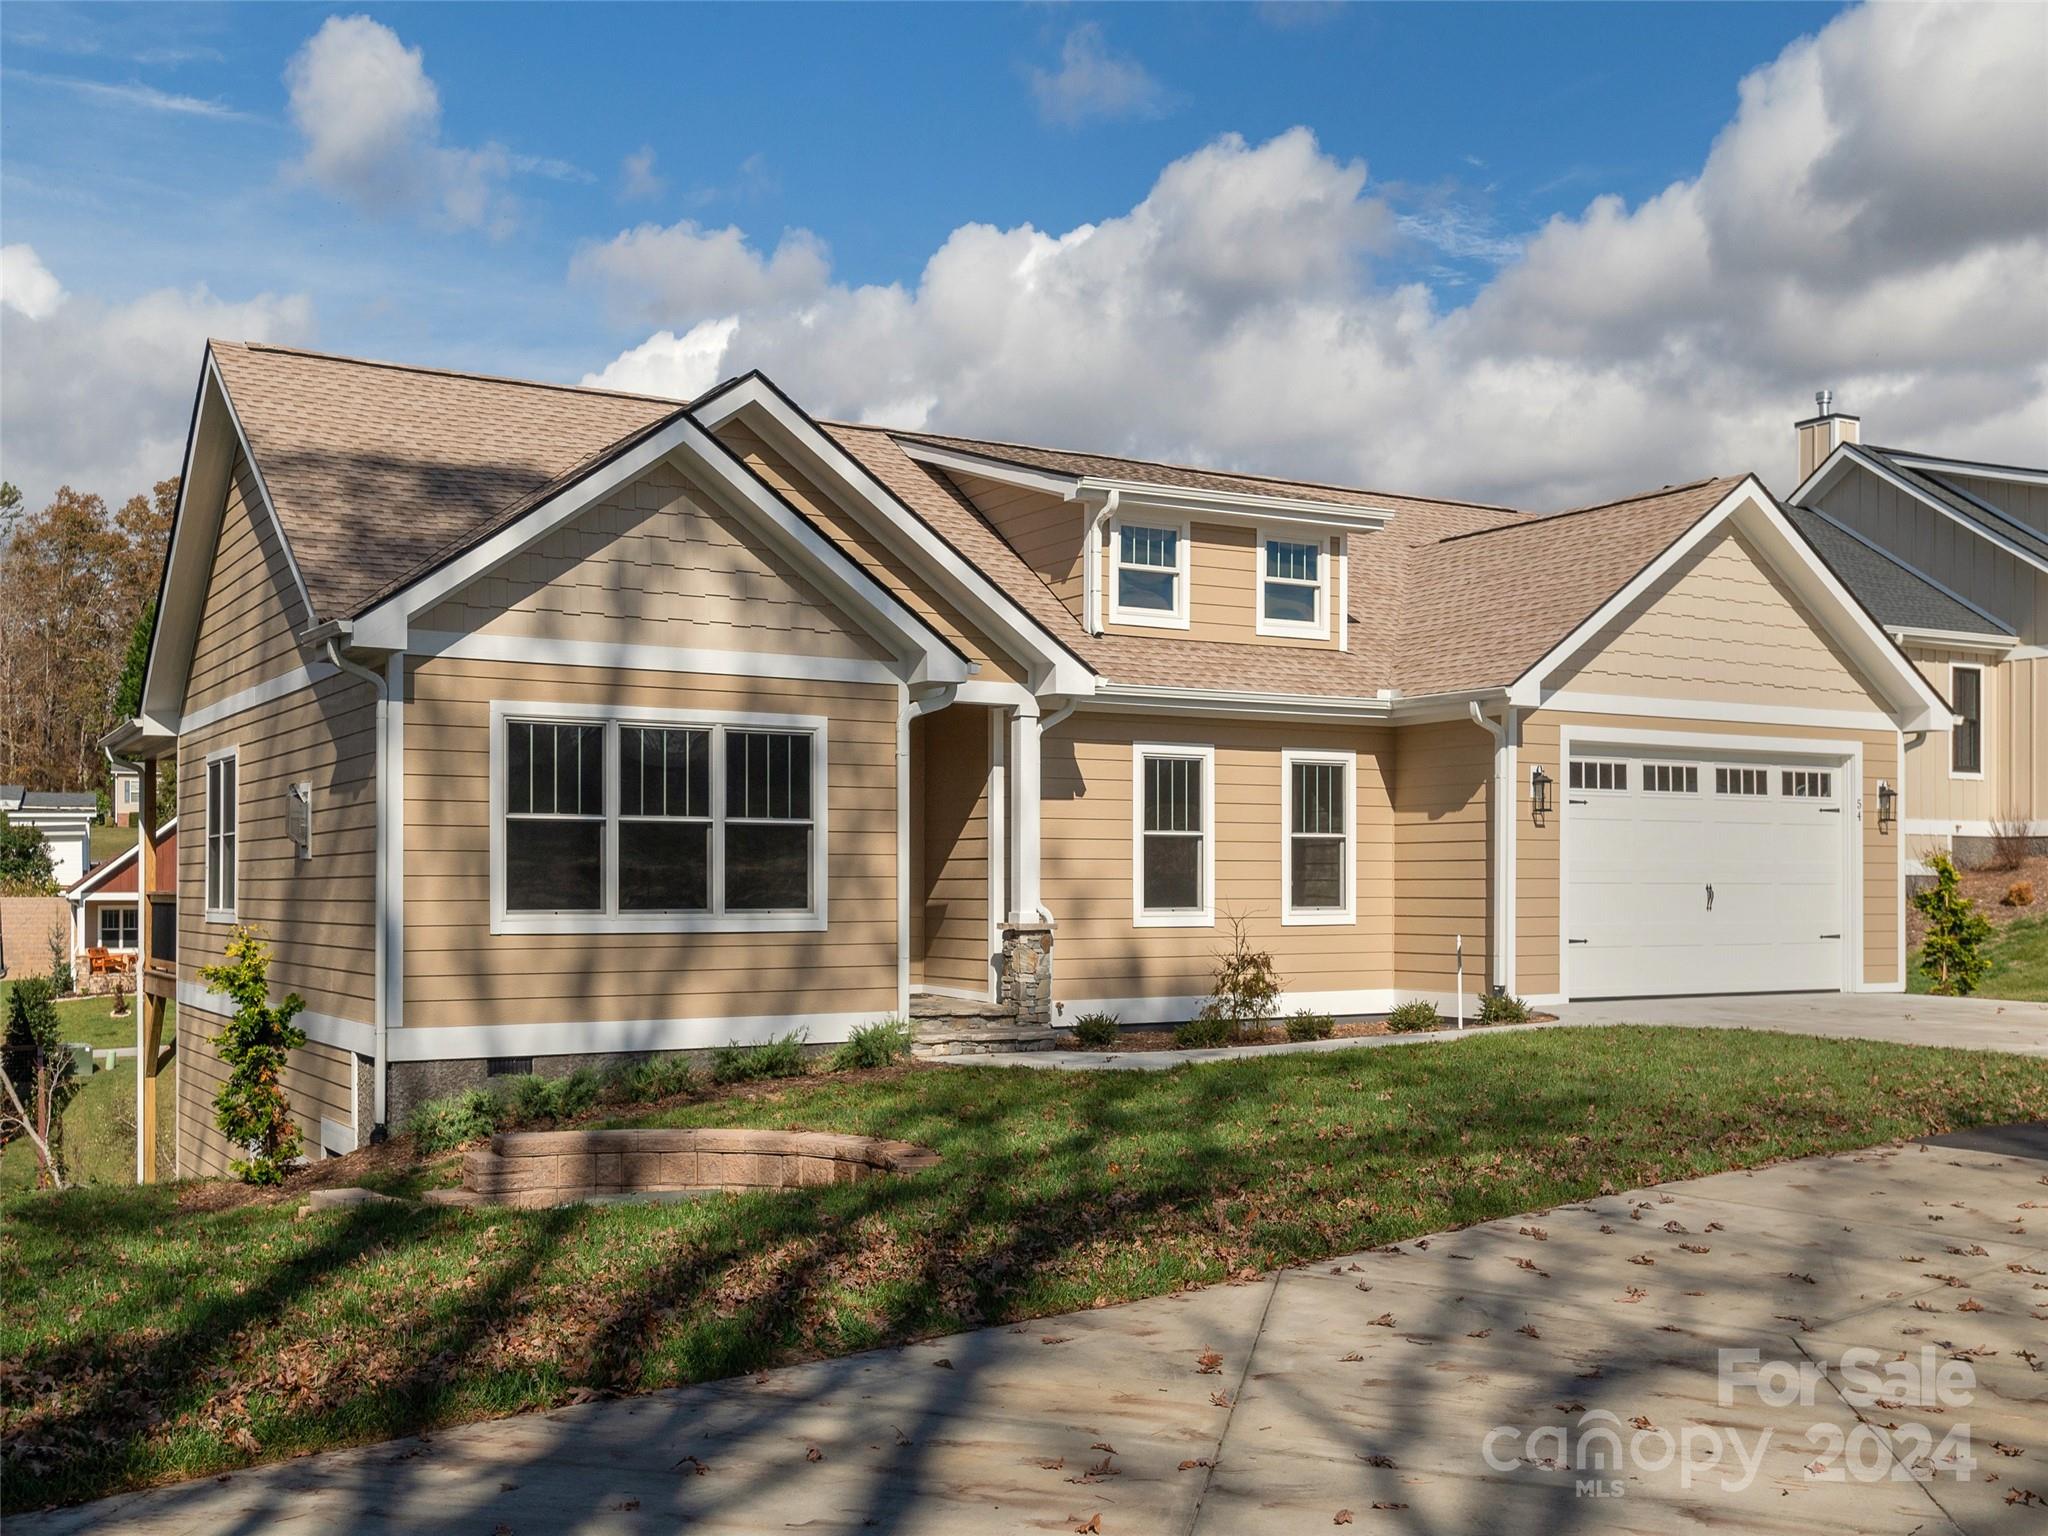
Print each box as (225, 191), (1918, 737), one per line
(401, 656), (900, 1029)
(1551, 528), (1883, 708)
(948, 472), (1084, 620)
(186, 454), (312, 711)
(1390, 720), (1494, 993)
(177, 1005), (356, 1178)
(179, 671), (379, 1024)
(418, 460), (886, 661)
(715, 422), (1029, 683)
(1901, 649), (2044, 827)
(917, 703), (993, 995)
(1515, 712), (1902, 994)
(1041, 713), (1393, 1009)
(1102, 520), (1344, 649)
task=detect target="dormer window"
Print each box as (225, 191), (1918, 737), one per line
(1258, 532), (1328, 638)
(1110, 519), (1189, 628)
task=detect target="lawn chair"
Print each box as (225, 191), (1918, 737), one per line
(85, 946), (121, 976)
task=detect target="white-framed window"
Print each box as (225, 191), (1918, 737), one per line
(98, 905), (139, 949)
(1567, 759), (1628, 792)
(1782, 769), (1834, 799)
(1949, 663), (1983, 779)
(204, 747), (238, 919)
(1109, 517), (1190, 629)
(1257, 531), (1330, 639)
(1641, 764), (1698, 794)
(1282, 749), (1353, 924)
(1132, 743), (1213, 926)
(490, 701), (828, 935)
(1715, 766), (1769, 797)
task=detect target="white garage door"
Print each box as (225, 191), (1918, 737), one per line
(1565, 749), (1849, 998)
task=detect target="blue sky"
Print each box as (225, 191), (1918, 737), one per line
(3, 2), (2042, 511)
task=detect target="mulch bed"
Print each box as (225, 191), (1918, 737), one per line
(1064, 1013), (1555, 1053)
(1909, 850), (2045, 947)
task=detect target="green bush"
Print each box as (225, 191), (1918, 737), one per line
(3, 974), (78, 1184)
(409, 1089), (499, 1154)
(199, 928), (308, 1184)
(606, 1054), (698, 1104)
(1913, 852), (1995, 996)
(1172, 1010), (1233, 1049)
(1284, 1009), (1336, 1041)
(1069, 1011), (1122, 1049)
(1199, 915), (1281, 1043)
(829, 1018), (913, 1071)
(712, 1030), (810, 1084)
(1476, 992), (1532, 1024)
(500, 1068), (602, 1126)
(1385, 1000), (1443, 1033)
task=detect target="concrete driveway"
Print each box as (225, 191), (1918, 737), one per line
(24, 1124), (2047, 1535)
(1555, 990), (2048, 1057)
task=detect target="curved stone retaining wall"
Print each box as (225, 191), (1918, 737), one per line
(428, 1127), (940, 1209)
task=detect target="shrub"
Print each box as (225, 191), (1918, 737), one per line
(46, 929), (73, 999)
(499, 1068), (602, 1126)
(1172, 1010), (1233, 1049)
(829, 1018), (914, 1071)
(1477, 992), (1532, 1024)
(409, 1089), (499, 1154)
(1987, 812), (2033, 874)
(712, 1030), (810, 1084)
(2002, 881), (2035, 908)
(199, 928), (308, 1184)
(1069, 1011), (1121, 1050)
(1385, 1000), (1443, 1033)
(1284, 1009), (1336, 1042)
(605, 1054), (698, 1105)
(1913, 852), (1995, 996)
(2, 974), (78, 1186)
(0, 814), (57, 897)
(1201, 913), (1282, 1044)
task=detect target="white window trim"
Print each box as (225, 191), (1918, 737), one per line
(1280, 748), (1355, 925)
(204, 745), (238, 922)
(1948, 662), (1985, 781)
(488, 700), (830, 936)
(1256, 528), (1332, 640)
(1131, 742), (1215, 928)
(1108, 514), (1191, 630)
(98, 903), (140, 950)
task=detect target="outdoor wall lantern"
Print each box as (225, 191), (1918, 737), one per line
(1530, 765), (1553, 818)
(1876, 780), (1896, 832)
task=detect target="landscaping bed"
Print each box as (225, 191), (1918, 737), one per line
(1063, 1011), (1553, 1053)
(4, 1025), (2045, 1513)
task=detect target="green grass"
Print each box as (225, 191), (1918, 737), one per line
(0, 981), (172, 1052)
(0, 984), (178, 1193)
(3, 1026), (2044, 1513)
(89, 823), (137, 863)
(1909, 912), (2048, 1001)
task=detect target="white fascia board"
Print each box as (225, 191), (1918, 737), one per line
(1879, 452), (2048, 489)
(1084, 683), (1392, 722)
(1074, 477), (1392, 534)
(690, 379), (1094, 697)
(1507, 477), (1949, 733)
(896, 439), (1080, 499)
(1803, 445), (2048, 577)
(1888, 627), (2017, 654)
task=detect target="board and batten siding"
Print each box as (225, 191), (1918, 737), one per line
(401, 656), (901, 1030)
(417, 459), (887, 663)
(177, 1011), (354, 1177)
(916, 703), (994, 997)
(1899, 648), (2045, 828)
(1099, 520), (1346, 649)
(1389, 720), (1494, 996)
(186, 453), (312, 712)
(1040, 712), (1393, 1013)
(713, 422), (1030, 684)
(1550, 528), (1884, 710)
(1942, 472), (2048, 541)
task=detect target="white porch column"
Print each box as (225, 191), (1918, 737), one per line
(1008, 701), (1042, 923)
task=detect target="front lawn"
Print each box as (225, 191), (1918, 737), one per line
(4, 1026), (2045, 1512)
(1909, 911), (2048, 1001)
(0, 985), (178, 1192)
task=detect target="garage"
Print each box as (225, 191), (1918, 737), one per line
(1563, 746), (1853, 998)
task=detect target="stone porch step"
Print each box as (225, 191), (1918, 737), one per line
(908, 991), (1055, 1057)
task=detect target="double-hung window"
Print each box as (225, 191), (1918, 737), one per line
(495, 705), (826, 933)
(1950, 664), (1983, 777)
(1111, 520), (1188, 627)
(204, 749), (237, 919)
(99, 905), (139, 949)
(1259, 534), (1328, 637)
(1283, 751), (1353, 922)
(1134, 745), (1212, 925)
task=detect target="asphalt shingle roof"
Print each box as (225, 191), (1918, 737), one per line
(1783, 505), (2014, 638)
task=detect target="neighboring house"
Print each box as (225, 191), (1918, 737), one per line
(0, 786), (98, 886)
(1787, 396), (2046, 868)
(66, 821), (177, 971)
(110, 765), (143, 826)
(108, 343), (1948, 1177)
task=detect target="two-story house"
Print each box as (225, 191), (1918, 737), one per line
(108, 344), (1949, 1177)
(1786, 394), (2045, 869)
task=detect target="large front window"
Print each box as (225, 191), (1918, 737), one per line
(1112, 521), (1187, 626)
(1135, 746), (1212, 925)
(495, 707), (826, 933)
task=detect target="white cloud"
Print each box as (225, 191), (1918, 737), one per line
(583, 6), (2047, 508)
(7, 69), (245, 118)
(582, 318), (739, 399)
(619, 145), (664, 202)
(283, 15), (581, 232)
(1029, 24), (1166, 127)
(0, 253), (314, 509)
(1, 244), (66, 320)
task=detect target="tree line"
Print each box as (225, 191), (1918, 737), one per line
(0, 478), (175, 800)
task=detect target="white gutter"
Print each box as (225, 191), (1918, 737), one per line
(325, 637), (392, 1137)
(1468, 702), (1512, 994)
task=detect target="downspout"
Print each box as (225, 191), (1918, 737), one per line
(897, 682), (958, 1014)
(1076, 488), (1118, 636)
(326, 638), (391, 1138)
(1468, 702), (1509, 994)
